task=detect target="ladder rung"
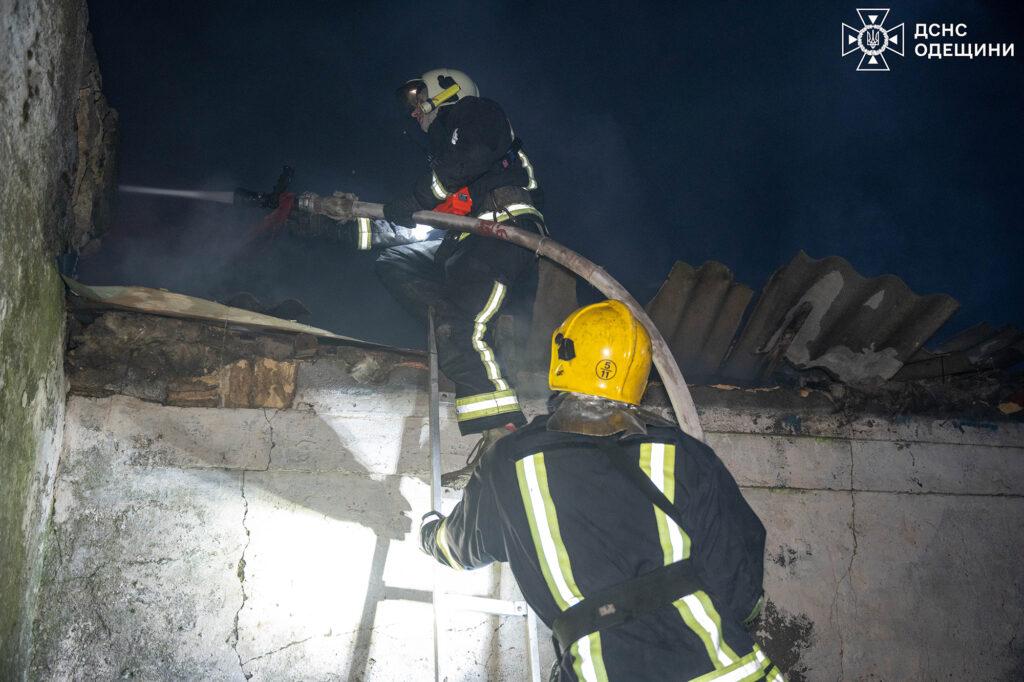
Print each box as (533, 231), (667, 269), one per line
(437, 593), (528, 617)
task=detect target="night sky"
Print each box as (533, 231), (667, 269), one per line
(82, 1), (1024, 349)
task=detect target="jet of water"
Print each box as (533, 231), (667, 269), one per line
(118, 185), (235, 204)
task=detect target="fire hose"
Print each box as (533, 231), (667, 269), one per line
(299, 192), (705, 442)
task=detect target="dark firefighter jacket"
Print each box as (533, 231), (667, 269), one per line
(421, 409), (781, 682)
(291, 96), (541, 250)
(360, 95), (542, 249)
(413, 95), (539, 213)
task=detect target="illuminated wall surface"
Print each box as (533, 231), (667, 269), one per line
(29, 361), (553, 680)
(26, 358), (1024, 680)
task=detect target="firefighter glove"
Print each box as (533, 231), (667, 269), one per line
(383, 194), (420, 227)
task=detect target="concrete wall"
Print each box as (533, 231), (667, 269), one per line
(0, 0), (94, 675)
(31, 359), (555, 680)
(29, 356), (1024, 680)
(701, 402), (1024, 681)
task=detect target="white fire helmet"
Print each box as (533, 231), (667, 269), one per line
(396, 69), (479, 116)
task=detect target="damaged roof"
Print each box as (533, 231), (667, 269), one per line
(64, 277), (377, 345)
(649, 251), (966, 385)
(720, 252), (959, 383)
(894, 323), (1024, 381)
(645, 261), (753, 380)
(65, 250), (1012, 393)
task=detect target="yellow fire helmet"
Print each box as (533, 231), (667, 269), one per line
(549, 299), (652, 405)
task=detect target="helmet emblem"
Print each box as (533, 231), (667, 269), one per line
(595, 360), (618, 380)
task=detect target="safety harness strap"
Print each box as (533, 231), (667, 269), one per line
(551, 559), (702, 653)
(597, 438), (688, 529)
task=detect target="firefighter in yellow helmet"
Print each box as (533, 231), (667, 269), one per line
(420, 300), (780, 681)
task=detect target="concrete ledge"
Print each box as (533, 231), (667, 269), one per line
(700, 403), (1024, 448)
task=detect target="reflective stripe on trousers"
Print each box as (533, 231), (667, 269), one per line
(435, 518), (462, 570)
(454, 388), (520, 422)
(472, 281), (508, 392)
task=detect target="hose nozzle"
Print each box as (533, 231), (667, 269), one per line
(298, 191), (359, 222)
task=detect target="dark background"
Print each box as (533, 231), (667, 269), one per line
(81, 0), (1024, 349)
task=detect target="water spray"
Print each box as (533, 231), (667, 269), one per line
(119, 166), (295, 210)
(118, 185), (236, 204)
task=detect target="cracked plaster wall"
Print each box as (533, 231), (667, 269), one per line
(26, 356), (1024, 680)
(31, 360), (554, 680)
(0, 0), (108, 676)
(703, 408), (1024, 681)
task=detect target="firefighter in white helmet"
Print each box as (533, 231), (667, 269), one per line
(356, 69), (546, 480)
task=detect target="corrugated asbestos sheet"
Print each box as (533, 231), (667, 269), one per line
(718, 252), (959, 383)
(894, 323), (1024, 380)
(63, 277), (376, 345)
(645, 261), (753, 379)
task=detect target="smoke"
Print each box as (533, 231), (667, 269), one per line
(84, 0), (1024, 348)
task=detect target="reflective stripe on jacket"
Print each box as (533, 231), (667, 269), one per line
(422, 414), (774, 681)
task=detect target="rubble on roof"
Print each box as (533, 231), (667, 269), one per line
(62, 264), (569, 407)
(65, 310), (426, 408)
(714, 251), (959, 384)
(165, 357), (297, 409)
(64, 249), (1019, 419)
(894, 323), (1024, 381)
(646, 261), (753, 380)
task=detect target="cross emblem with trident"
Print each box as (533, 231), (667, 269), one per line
(842, 8), (905, 71)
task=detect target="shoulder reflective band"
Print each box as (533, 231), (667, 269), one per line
(516, 452), (580, 611)
(518, 150), (538, 190)
(356, 217), (372, 250)
(639, 443), (691, 563)
(430, 172), (448, 200)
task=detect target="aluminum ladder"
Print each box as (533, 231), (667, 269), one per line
(427, 309), (543, 682)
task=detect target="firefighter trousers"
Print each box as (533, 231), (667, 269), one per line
(374, 216), (541, 435)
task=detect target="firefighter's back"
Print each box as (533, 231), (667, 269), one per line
(486, 417), (777, 681)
